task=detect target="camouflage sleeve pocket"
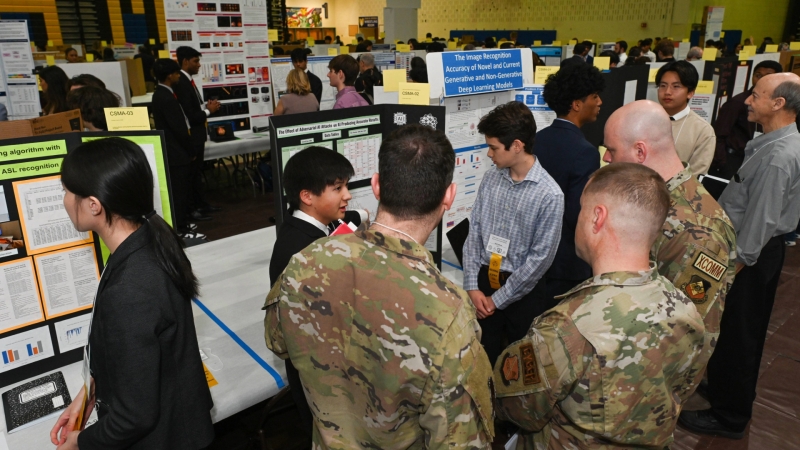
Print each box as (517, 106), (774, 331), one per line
(262, 275), (283, 310)
(460, 338), (495, 440)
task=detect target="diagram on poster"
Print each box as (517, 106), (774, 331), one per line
(53, 312), (91, 353)
(33, 244), (100, 319)
(12, 176), (92, 255)
(0, 258), (44, 334)
(336, 134), (381, 182)
(0, 325), (54, 373)
(512, 85), (556, 130)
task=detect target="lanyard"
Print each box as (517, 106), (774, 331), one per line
(735, 131), (798, 182)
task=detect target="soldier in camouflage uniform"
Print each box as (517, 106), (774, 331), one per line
(264, 124), (494, 449)
(494, 163), (707, 449)
(603, 100), (736, 360)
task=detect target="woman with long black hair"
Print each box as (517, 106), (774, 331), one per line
(39, 65), (70, 115)
(49, 138), (214, 449)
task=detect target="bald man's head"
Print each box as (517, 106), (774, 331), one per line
(602, 100), (678, 167)
(746, 73), (800, 125)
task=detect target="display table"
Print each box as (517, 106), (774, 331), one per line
(0, 227), (286, 449)
(205, 134), (270, 161)
(131, 92), (153, 106)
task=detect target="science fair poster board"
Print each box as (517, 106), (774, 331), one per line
(58, 62), (133, 107)
(269, 105), (446, 266)
(0, 131), (174, 387)
(0, 20), (40, 120)
(165, 0), (272, 134)
(270, 55), (338, 111)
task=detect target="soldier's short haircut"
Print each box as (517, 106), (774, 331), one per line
(283, 147), (355, 211)
(378, 124), (455, 220)
(584, 163), (670, 241)
(478, 101), (537, 154)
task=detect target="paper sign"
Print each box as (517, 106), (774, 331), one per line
(744, 45), (757, 54)
(791, 42), (800, 51)
(593, 56), (610, 70)
(648, 69), (658, 83)
(158, 50), (170, 59)
(702, 49), (717, 61)
(534, 40), (542, 46)
(765, 44), (779, 53)
(104, 107), (151, 131)
(569, 39), (578, 45)
(47, 40), (54, 47)
(738, 50), (751, 61)
(383, 69), (407, 92)
(328, 47), (338, 56)
(268, 29), (279, 42)
(307, 37), (315, 47)
(269, 48), (273, 56)
(149, 38), (156, 45)
(396, 44), (411, 52)
(398, 82), (430, 105)
(696, 80), (714, 94)
(340, 46), (349, 55)
(719, 31), (725, 38)
(447, 41), (457, 50)
(682, 38), (690, 43)
(351, 39), (358, 45)
(101, 40), (107, 47)
(86, 53), (94, 62)
(379, 32), (385, 39)
(535, 66), (558, 84)
(46, 55), (55, 66)
(552, 40), (561, 46)
(203, 363), (218, 387)
(426, 38), (432, 43)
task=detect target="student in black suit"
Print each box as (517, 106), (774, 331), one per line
(535, 63), (605, 306)
(175, 46), (222, 221)
(291, 48), (322, 105)
(151, 58), (201, 238)
(51, 138), (213, 450)
(561, 43), (589, 68)
(268, 147), (367, 436)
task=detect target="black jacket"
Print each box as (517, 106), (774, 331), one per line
(533, 119), (599, 281)
(77, 223), (214, 450)
(152, 85), (194, 166)
(306, 70), (323, 106)
(269, 211), (362, 285)
(174, 72), (208, 150)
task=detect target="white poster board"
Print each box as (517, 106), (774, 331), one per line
(58, 61), (133, 106)
(0, 20), (40, 119)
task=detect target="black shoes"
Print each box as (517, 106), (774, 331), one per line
(678, 409), (745, 439)
(190, 210), (212, 221)
(199, 205), (222, 213)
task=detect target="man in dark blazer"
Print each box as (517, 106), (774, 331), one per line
(561, 43), (589, 68)
(152, 58), (201, 238)
(175, 46), (221, 221)
(268, 147), (367, 438)
(534, 62), (606, 306)
(291, 48), (322, 105)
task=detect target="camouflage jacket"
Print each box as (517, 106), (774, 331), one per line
(264, 229), (494, 450)
(652, 164), (736, 357)
(493, 268), (706, 449)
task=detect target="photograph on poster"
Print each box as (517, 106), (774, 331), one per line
(12, 176), (93, 255)
(0, 220), (25, 259)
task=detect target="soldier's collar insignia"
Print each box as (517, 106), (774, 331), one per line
(501, 353), (519, 385)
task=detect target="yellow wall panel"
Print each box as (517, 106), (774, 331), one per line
(132, 1), (145, 15)
(689, 0), (790, 44)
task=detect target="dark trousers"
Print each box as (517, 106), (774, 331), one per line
(477, 266), (549, 366)
(168, 164), (191, 229)
(190, 144), (208, 210)
(285, 359), (313, 436)
(707, 236), (785, 431)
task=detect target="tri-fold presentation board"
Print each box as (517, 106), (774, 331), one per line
(269, 105), (447, 266)
(164, 0), (272, 134)
(0, 20), (40, 120)
(270, 55), (338, 110)
(0, 131), (174, 387)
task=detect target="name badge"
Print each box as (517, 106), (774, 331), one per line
(486, 234), (510, 257)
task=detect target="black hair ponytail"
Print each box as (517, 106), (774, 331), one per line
(61, 137), (199, 300)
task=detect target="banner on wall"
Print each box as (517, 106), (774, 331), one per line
(286, 8), (323, 28)
(358, 17), (379, 28)
(164, 0), (272, 135)
(0, 20), (41, 120)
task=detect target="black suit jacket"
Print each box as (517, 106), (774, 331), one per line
(77, 223), (214, 450)
(306, 70), (323, 106)
(152, 85), (194, 166)
(269, 211), (362, 285)
(174, 72), (208, 150)
(533, 119), (599, 281)
(561, 54), (587, 68)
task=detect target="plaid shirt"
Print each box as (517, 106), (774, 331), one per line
(463, 159), (564, 309)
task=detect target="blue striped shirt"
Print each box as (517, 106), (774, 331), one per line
(463, 158), (564, 309)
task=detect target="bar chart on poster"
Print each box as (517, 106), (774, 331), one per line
(0, 326), (53, 373)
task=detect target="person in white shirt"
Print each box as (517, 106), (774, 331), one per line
(641, 38), (657, 62)
(656, 61), (716, 174)
(615, 40), (628, 65)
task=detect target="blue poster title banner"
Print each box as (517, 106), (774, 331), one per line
(442, 50), (524, 97)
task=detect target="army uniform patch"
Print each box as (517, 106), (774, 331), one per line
(500, 353), (519, 385)
(520, 343), (540, 386)
(682, 275), (711, 304)
(693, 252), (725, 281)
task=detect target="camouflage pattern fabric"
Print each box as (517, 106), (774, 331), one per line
(652, 164), (736, 360)
(264, 229), (494, 450)
(493, 268), (706, 449)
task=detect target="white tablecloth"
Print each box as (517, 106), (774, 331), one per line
(204, 134), (270, 160)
